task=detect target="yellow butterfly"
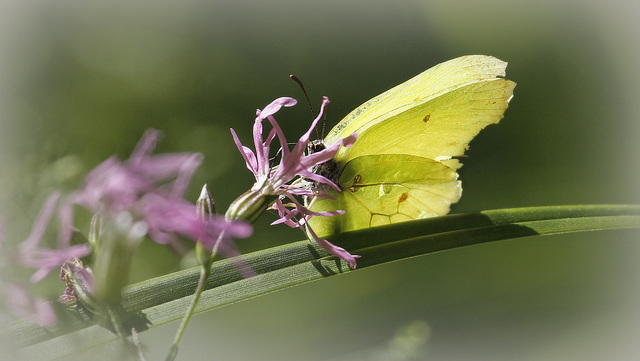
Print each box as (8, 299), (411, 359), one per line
(307, 55), (516, 237)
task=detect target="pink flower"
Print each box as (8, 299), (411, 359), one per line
(3, 282), (57, 327)
(16, 192), (92, 283)
(229, 97), (360, 268)
(65, 129), (202, 219)
(137, 192), (252, 252)
(4, 129), (252, 321)
(1, 213), (56, 326)
(63, 129), (251, 252)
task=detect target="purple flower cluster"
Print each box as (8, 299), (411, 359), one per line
(63, 129), (251, 252)
(2, 94), (361, 328)
(16, 192), (91, 284)
(231, 97), (360, 268)
(1, 216), (58, 326)
(2, 130), (251, 325)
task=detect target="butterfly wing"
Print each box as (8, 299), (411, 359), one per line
(308, 154), (461, 237)
(309, 55), (515, 235)
(338, 78), (516, 170)
(326, 55), (512, 145)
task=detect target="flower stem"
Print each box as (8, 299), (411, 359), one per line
(105, 304), (146, 360)
(165, 226), (226, 361)
(165, 258), (212, 361)
(105, 304), (128, 342)
(166, 184), (263, 361)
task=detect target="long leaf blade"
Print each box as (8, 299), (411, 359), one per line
(9, 205), (640, 360)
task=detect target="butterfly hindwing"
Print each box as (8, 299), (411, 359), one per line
(309, 154), (461, 237)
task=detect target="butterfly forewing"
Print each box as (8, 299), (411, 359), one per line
(336, 78), (516, 169)
(325, 55), (511, 146)
(308, 55), (515, 236)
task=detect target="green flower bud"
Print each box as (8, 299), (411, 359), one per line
(225, 189), (278, 224)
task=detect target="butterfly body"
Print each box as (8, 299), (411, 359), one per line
(307, 55), (516, 237)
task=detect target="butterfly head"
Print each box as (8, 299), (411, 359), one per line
(303, 139), (343, 193)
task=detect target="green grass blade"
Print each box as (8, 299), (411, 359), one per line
(8, 205), (640, 360)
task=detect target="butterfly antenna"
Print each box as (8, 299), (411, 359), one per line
(290, 74), (315, 118)
(290, 74), (328, 139)
(291, 74), (326, 140)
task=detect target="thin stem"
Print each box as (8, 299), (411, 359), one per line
(165, 228), (225, 361)
(131, 327), (148, 361)
(104, 303), (147, 359)
(165, 261), (211, 361)
(105, 304), (127, 342)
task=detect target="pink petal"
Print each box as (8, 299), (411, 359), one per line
(21, 192), (61, 249)
(258, 97), (297, 120)
(307, 225), (359, 269)
(129, 129), (162, 163)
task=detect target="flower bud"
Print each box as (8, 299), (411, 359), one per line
(59, 258), (100, 314)
(196, 184), (215, 265)
(225, 189), (278, 223)
(196, 184), (216, 220)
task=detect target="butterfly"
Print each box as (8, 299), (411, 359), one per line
(306, 55), (516, 237)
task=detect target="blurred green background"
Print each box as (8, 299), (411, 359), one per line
(1, 0), (639, 360)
